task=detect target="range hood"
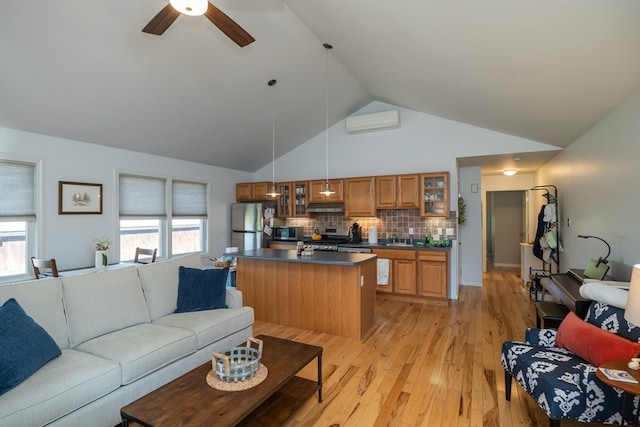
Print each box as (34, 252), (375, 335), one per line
(306, 203), (344, 213)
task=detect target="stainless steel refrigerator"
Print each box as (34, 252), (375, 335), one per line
(231, 203), (268, 251)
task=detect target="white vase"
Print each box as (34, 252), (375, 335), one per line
(95, 250), (108, 269)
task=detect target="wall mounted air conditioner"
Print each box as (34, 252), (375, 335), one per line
(345, 109), (400, 134)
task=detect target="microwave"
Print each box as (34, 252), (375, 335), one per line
(272, 226), (304, 241)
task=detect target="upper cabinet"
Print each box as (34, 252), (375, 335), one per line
(308, 179), (344, 203)
(276, 181), (308, 218)
(376, 174), (419, 209)
(345, 177), (376, 218)
(420, 172), (449, 217)
(236, 182), (271, 202)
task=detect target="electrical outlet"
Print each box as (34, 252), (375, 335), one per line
(446, 228), (454, 235)
(437, 228), (443, 235)
(567, 218), (571, 227)
(409, 227), (414, 235)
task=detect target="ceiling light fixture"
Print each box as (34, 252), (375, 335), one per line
(319, 43), (335, 196)
(503, 169), (517, 176)
(266, 79), (280, 198)
(169, 0), (208, 16)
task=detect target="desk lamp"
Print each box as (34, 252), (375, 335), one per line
(577, 235), (611, 267)
(624, 265), (640, 326)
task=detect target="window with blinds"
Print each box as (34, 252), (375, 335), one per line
(118, 174), (208, 260)
(0, 160), (36, 279)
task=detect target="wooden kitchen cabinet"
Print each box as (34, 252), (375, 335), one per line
(236, 182), (271, 202)
(376, 174), (419, 209)
(374, 248), (448, 299)
(417, 251), (448, 298)
(276, 181), (308, 218)
(345, 177), (376, 217)
(420, 172), (449, 217)
(308, 179), (344, 203)
(373, 248), (417, 295)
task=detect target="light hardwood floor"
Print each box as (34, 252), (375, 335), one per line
(253, 263), (610, 427)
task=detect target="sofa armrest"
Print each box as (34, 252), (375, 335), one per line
(225, 288), (243, 309)
(525, 328), (557, 347)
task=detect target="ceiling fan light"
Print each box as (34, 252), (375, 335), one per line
(169, 0), (208, 16)
(503, 169), (517, 176)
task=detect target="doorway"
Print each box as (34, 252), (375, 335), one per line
(487, 191), (526, 268)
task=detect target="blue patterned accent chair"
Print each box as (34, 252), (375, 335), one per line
(501, 301), (640, 427)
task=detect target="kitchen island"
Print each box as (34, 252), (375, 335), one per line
(234, 249), (377, 339)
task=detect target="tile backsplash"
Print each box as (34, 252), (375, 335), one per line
(286, 209), (457, 241)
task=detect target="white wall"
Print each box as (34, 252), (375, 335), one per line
(0, 127), (252, 270)
(458, 166), (482, 286)
(535, 91), (640, 281)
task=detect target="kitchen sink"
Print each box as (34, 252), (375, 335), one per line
(384, 242), (413, 247)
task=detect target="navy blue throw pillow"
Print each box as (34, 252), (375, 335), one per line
(0, 298), (62, 396)
(175, 266), (229, 313)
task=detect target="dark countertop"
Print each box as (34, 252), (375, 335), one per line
(234, 249), (377, 266)
(271, 240), (452, 252)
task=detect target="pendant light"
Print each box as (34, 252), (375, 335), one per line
(266, 79), (280, 197)
(319, 43), (335, 196)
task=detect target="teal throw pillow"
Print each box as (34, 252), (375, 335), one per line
(0, 298), (62, 396)
(175, 266), (229, 313)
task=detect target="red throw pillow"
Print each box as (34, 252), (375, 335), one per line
(555, 311), (640, 366)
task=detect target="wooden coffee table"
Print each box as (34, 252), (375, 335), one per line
(121, 335), (322, 426)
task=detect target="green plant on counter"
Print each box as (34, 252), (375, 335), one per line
(458, 196), (467, 225)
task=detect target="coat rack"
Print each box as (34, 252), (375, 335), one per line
(528, 184), (559, 300)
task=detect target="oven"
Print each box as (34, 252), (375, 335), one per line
(303, 226), (350, 252)
(337, 246), (372, 254)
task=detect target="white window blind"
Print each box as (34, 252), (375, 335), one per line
(0, 161), (35, 220)
(119, 175), (166, 217)
(172, 180), (207, 218)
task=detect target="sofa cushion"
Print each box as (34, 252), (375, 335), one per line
(584, 300), (640, 343)
(137, 254), (204, 320)
(0, 349), (120, 426)
(154, 306), (254, 349)
(62, 266), (150, 348)
(0, 298), (62, 396)
(556, 311), (640, 366)
(0, 278), (69, 349)
(176, 266), (228, 313)
(75, 323), (197, 385)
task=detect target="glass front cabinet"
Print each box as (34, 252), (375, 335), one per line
(420, 172), (449, 217)
(276, 182), (308, 218)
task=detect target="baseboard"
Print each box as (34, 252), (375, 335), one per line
(494, 263), (520, 268)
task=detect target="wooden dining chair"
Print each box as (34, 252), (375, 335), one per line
(134, 247), (157, 264)
(31, 257), (59, 279)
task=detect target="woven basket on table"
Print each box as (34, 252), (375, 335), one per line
(212, 337), (263, 382)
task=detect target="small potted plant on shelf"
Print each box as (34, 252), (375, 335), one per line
(94, 237), (113, 269)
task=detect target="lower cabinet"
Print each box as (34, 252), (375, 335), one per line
(373, 248), (448, 299)
(417, 251), (448, 298)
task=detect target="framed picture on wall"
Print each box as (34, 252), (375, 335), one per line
(58, 181), (103, 214)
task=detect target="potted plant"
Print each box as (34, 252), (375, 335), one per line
(94, 237), (113, 269)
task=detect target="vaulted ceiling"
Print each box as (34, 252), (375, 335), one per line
(1, 1), (638, 173)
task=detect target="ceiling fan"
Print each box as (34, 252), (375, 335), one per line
(142, 0), (255, 47)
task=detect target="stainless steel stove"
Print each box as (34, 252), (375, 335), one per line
(304, 226), (350, 251)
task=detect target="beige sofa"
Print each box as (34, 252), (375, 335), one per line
(0, 254), (254, 427)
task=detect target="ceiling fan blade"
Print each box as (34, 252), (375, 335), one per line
(204, 2), (255, 47)
(142, 4), (181, 35)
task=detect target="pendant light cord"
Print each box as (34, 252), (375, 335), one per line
(272, 83), (276, 186)
(267, 79), (279, 197)
(324, 44), (332, 185)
